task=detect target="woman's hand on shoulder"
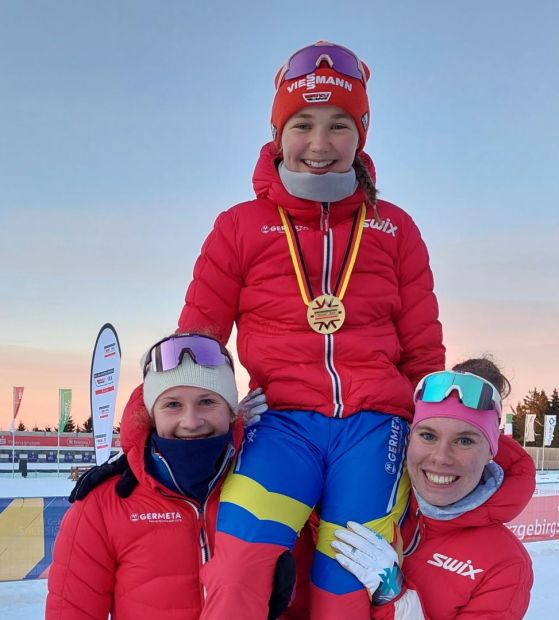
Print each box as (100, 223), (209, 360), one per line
(238, 387), (268, 426)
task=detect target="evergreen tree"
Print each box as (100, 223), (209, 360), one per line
(513, 389), (549, 446)
(548, 388), (559, 447)
(31, 425), (41, 432)
(81, 415), (93, 433)
(62, 415), (77, 433)
(44, 425), (53, 432)
(16, 421), (26, 431)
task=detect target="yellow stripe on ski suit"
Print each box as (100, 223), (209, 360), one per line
(317, 467), (410, 559)
(220, 472), (312, 532)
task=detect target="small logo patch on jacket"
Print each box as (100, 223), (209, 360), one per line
(363, 218), (398, 237)
(427, 552), (484, 580)
(261, 224), (309, 234)
(130, 511), (182, 523)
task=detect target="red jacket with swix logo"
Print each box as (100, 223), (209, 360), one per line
(372, 436), (536, 619)
(46, 386), (241, 620)
(179, 142), (444, 419)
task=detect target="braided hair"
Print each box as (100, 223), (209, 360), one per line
(353, 155), (381, 223)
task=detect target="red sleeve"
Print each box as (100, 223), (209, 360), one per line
(46, 490), (116, 619)
(178, 210), (243, 343)
(394, 217), (445, 388)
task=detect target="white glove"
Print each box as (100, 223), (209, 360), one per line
(237, 388), (268, 426)
(332, 521), (401, 602)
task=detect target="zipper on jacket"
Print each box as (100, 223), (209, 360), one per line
(320, 201), (344, 417)
(197, 444), (236, 603)
(155, 443), (235, 570)
(155, 443), (235, 606)
(320, 201), (330, 232)
(403, 509), (423, 557)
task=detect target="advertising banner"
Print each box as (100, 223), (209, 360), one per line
(524, 414), (536, 443)
(11, 387), (24, 430)
(0, 496), (70, 581)
(504, 412), (513, 436)
(58, 389), (72, 431)
(544, 415), (557, 446)
(0, 431), (121, 448)
(506, 490), (559, 543)
(90, 324), (121, 465)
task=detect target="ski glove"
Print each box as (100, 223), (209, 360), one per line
(332, 521), (403, 604)
(69, 452), (138, 501)
(238, 387), (268, 426)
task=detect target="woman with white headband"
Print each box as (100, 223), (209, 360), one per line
(47, 333), (291, 620)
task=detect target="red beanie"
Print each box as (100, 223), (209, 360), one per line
(271, 43), (371, 151)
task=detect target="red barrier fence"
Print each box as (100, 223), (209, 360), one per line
(506, 489), (559, 543)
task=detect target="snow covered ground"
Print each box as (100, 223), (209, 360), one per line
(0, 476), (75, 498)
(1, 472), (559, 617)
(2, 469), (557, 500)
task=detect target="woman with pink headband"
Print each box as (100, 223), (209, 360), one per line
(333, 357), (535, 618)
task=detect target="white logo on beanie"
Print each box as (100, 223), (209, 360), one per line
(287, 73), (353, 94)
(303, 92), (331, 103)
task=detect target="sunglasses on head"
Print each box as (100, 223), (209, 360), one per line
(275, 42), (369, 89)
(414, 370), (502, 416)
(143, 334), (234, 378)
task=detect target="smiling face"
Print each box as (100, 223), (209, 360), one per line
(407, 417), (492, 506)
(152, 385), (233, 440)
(281, 105), (359, 174)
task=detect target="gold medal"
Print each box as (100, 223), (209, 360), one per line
(278, 203), (366, 335)
(307, 294), (346, 334)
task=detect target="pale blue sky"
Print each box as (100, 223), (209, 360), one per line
(1, 1), (557, 427)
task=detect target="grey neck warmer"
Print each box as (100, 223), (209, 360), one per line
(414, 460), (505, 521)
(278, 161), (358, 203)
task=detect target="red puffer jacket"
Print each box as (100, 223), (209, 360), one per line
(373, 436), (536, 619)
(46, 386), (241, 620)
(179, 142), (444, 420)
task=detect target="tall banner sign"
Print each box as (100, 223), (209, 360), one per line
(544, 415), (556, 446)
(524, 414), (536, 443)
(90, 324), (121, 465)
(504, 413), (513, 437)
(11, 387), (24, 431)
(58, 389), (72, 431)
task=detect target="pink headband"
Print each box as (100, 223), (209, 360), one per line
(412, 393), (500, 456)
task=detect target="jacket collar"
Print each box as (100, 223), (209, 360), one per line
(251, 141), (376, 225)
(415, 461), (504, 521)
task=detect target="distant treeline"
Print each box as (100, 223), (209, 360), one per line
(512, 387), (559, 447)
(16, 387), (559, 447)
(15, 414), (120, 434)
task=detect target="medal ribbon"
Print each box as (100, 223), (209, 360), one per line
(278, 203), (367, 306)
